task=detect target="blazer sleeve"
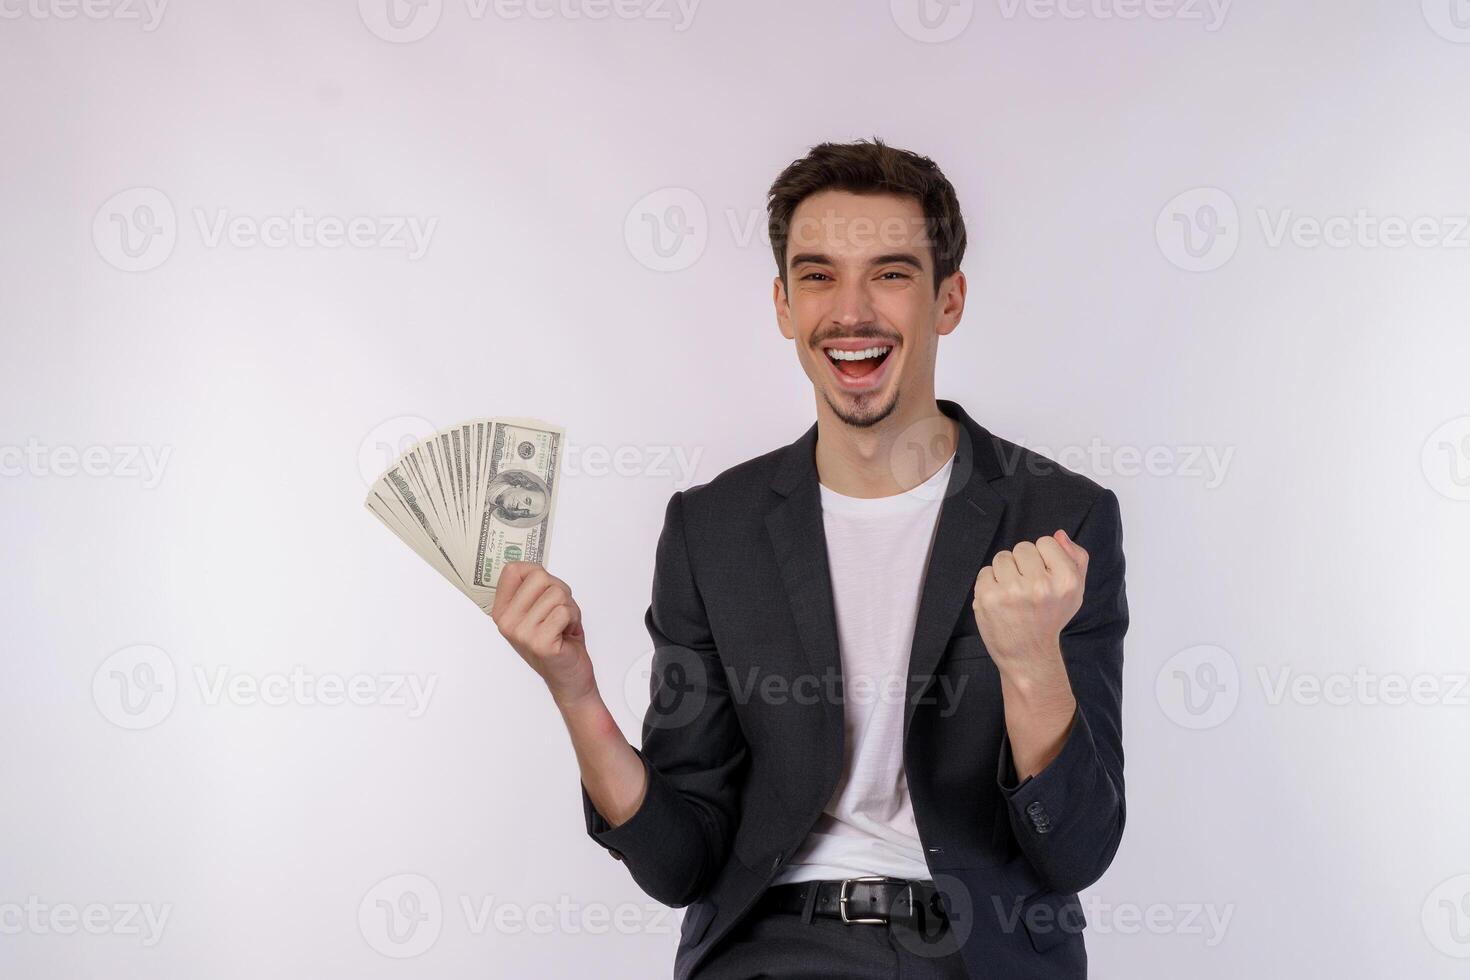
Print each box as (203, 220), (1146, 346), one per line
(995, 487), (1128, 895)
(579, 488), (749, 907)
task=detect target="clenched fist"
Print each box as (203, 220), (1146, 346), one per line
(491, 561), (596, 707)
(973, 529), (1089, 678)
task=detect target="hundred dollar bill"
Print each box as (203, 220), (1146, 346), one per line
(474, 418), (564, 591)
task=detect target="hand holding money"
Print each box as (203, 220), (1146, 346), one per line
(364, 417), (564, 615)
(491, 562), (597, 708)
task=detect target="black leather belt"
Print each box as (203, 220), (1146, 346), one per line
(756, 876), (949, 930)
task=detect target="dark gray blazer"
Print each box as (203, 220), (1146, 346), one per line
(580, 398), (1129, 979)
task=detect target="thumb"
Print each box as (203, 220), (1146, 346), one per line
(1055, 528), (1089, 573)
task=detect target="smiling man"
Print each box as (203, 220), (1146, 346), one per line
(491, 138), (1130, 979)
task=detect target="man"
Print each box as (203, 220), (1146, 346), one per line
(491, 138), (1129, 979)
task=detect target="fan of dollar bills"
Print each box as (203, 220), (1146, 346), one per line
(365, 417), (565, 614)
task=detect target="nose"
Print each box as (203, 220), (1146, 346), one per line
(829, 273), (877, 330)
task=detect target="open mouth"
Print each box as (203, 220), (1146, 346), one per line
(822, 343), (894, 390)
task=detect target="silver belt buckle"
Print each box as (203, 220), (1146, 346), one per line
(839, 875), (904, 925)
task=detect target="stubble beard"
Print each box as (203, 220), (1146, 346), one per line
(822, 383), (900, 430)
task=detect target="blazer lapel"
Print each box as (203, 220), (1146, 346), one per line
(902, 399), (1007, 743)
(766, 422), (844, 736)
(765, 399), (1008, 745)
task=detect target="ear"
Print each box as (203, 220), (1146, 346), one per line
(773, 275), (795, 341)
(934, 269), (966, 338)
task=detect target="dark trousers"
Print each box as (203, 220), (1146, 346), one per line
(690, 891), (971, 980)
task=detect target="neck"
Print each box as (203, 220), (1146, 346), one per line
(812, 391), (958, 498)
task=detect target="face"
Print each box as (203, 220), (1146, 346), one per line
(499, 486), (546, 521)
(774, 190), (964, 430)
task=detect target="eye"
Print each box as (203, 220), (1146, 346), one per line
(800, 272), (832, 281)
(877, 271), (912, 280)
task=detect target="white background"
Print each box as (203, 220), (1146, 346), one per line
(2, 1), (1469, 977)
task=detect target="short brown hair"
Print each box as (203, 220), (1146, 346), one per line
(766, 137), (967, 298)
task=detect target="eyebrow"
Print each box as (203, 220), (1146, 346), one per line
(789, 252), (924, 271)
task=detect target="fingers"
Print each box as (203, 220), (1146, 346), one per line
(1035, 534), (1075, 574)
(1011, 540), (1047, 578)
(538, 603), (574, 649)
(500, 566), (553, 627)
(491, 562), (576, 636)
(537, 593), (585, 653)
(979, 533), (1085, 597)
(1036, 534), (1083, 594)
(491, 561), (533, 621)
(525, 581), (567, 631)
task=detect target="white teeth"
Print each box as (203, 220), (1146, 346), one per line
(826, 346), (892, 362)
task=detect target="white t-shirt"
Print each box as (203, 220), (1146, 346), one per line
(770, 450), (955, 885)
